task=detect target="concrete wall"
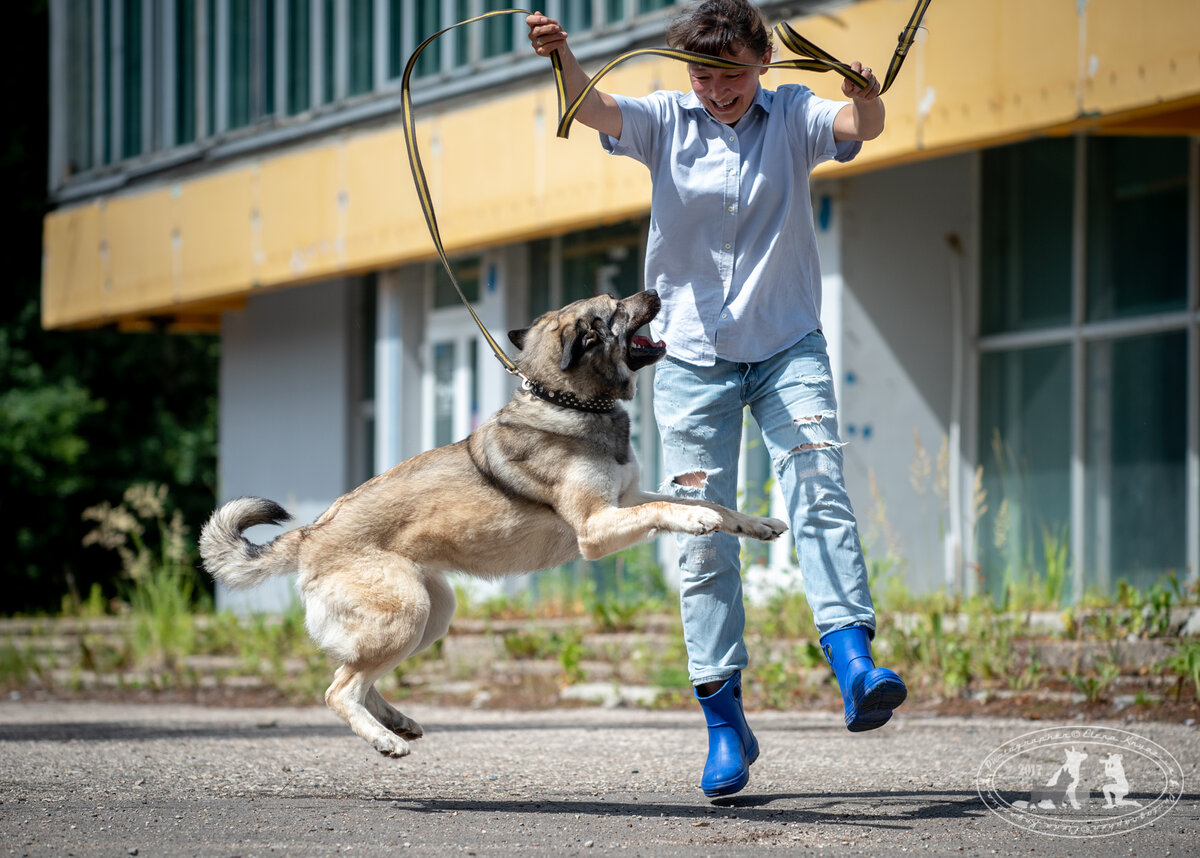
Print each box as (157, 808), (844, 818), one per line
(831, 153), (977, 595)
(215, 279), (357, 612)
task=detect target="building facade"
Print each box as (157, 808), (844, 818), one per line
(44, 0), (1200, 610)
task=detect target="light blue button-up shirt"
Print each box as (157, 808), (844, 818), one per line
(602, 85), (859, 366)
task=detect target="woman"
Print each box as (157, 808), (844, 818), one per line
(528, 0), (906, 798)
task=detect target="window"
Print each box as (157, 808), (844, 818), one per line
(559, 1), (595, 35)
(322, 0), (335, 102)
(977, 136), (1196, 601)
(413, 2), (441, 77)
(228, 0), (252, 128)
(530, 219), (647, 318)
(1086, 137), (1189, 321)
(222, 0), (276, 130)
(977, 345), (1072, 604)
(286, 0), (312, 114)
(432, 341), (457, 447)
(1085, 332), (1188, 593)
(120, 0), (144, 159)
(980, 139), (1073, 335)
(175, 0), (197, 144)
(482, 0), (516, 59)
(433, 256), (482, 308)
(64, 0), (95, 174)
(453, 0), (470, 69)
(357, 273), (378, 482)
(348, 0), (374, 96)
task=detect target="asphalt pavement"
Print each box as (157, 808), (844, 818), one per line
(1, 699), (1196, 857)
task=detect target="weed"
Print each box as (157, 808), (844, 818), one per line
(59, 582), (110, 619)
(0, 641), (39, 688)
(503, 630), (549, 660)
(127, 563), (197, 672)
(1010, 649), (1045, 692)
(556, 629), (588, 684)
(1158, 639), (1200, 703)
(590, 598), (642, 633)
(81, 484), (203, 673)
(501, 626), (589, 684)
(1067, 660), (1120, 704)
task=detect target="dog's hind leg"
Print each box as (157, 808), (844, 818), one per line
(326, 662), (415, 758)
(366, 686), (423, 740)
(363, 572), (457, 743)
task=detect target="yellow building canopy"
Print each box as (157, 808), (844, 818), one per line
(42, 0), (1200, 331)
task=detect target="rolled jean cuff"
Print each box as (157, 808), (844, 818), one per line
(817, 616), (878, 639)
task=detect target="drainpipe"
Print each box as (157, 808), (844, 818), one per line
(946, 233), (967, 595)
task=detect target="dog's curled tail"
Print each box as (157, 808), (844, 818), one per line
(199, 497), (299, 589)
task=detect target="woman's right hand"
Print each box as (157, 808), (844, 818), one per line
(526, 11), (568, 57)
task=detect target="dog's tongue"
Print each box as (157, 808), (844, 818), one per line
(633, 335), (666, 349)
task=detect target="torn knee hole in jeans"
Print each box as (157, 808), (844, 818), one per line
(794, 411), (834, 425)
(793, 442), (837, 451)
(672, 470), (708, 489)
(773, 438), (846, 472)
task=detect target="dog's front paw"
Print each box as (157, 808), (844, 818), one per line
(677, 507), (724, 536)
(739, 516), (788, 541)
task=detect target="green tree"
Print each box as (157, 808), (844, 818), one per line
(1, 1), (219, 612)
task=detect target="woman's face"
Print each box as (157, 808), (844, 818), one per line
(687, 42), (770, 126)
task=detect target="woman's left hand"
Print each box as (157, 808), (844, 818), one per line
(841, 61), (881, 101)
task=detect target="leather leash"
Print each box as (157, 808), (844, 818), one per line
(401, 1), (933, 377)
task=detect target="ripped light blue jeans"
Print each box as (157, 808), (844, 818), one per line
(653, 330), (876, 686)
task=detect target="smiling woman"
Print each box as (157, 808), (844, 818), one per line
(684, 45), (769, 126)
(671, 0), (772, 126)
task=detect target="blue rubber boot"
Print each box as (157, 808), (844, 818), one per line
(696, 672), (759, 797)
(820, 626), (907, 732)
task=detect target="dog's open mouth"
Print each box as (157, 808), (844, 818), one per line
(628, 334), (667, 370)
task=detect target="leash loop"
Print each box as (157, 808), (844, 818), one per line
(401, 2), (932, 371)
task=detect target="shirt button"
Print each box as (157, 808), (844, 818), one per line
(721, 312), (729, 319)
(724, 243), (731, 249)
(727, 205), (735, 212)
(728, 135), (735, 142)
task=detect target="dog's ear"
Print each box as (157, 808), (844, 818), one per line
(508, 328), (528, 350)
(560, 322), (590, 371)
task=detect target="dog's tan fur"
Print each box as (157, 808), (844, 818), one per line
(200, 291), (786, 758)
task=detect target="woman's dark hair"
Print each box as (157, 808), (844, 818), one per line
(665, 0), (773, 59)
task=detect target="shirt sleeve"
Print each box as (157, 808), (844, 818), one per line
(799, 88), (862, 165)
(598, 92), (673, 166)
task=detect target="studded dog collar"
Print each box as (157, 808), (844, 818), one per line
(524, 379), (617, 414)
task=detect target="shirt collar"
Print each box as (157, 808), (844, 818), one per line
(680, 85), (772, 122)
